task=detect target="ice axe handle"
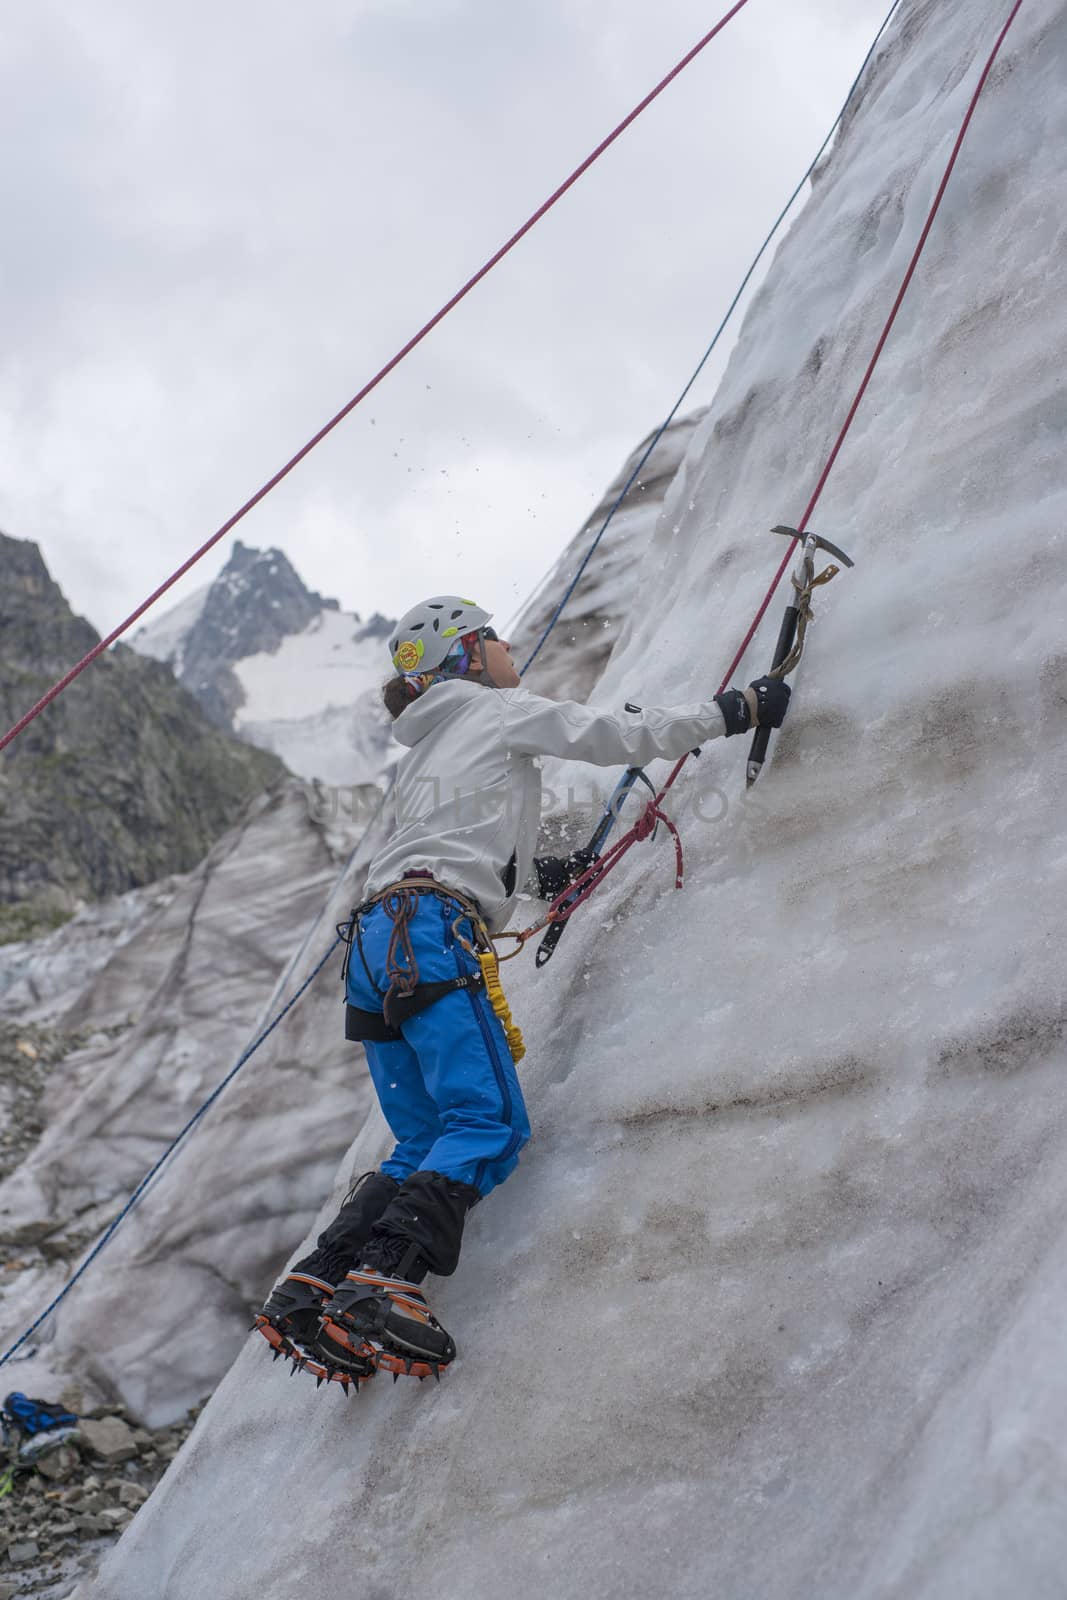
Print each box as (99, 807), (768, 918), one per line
(745, 603), (799, 786)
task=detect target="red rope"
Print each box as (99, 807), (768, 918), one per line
(0, 1), (755, 757)
(546, 0), (1026, 929)
(556, 798), (684, 925)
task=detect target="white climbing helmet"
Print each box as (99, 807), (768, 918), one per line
(389, 595), (493, 675)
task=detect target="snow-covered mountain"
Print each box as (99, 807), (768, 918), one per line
(132, 541), (396, 786)
(233, 607), (397, 788)
(131, 423), (704, 791)
(4, 0), (1065, 1594)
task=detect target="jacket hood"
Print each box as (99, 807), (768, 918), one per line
(391, 679), (490, 748)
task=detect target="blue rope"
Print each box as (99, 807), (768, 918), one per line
(0, 936), (342, 1370)
(520, 0), (903, 675)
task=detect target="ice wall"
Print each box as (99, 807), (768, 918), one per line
(0, 784), (377, 1424)
(81, 1), (1067, 1595)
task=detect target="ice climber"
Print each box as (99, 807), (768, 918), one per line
(256, 594), (790, 1386)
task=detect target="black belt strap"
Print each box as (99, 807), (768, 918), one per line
(345, 970), (485, 1043)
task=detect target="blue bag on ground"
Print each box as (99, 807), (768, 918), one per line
(2, 1391), (78, 1437)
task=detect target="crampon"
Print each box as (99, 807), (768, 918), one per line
(254, 1271), (374, 1394)
(319, 1269), (456, 1383)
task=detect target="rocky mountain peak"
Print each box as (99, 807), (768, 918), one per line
(131, 545), (397, 784)
(0, 531), (100, 678)
(0, 532), (285, 925)
(354, 610), (393, 641)
(175, 541), (341, 725)
(0, 531), (65, 605)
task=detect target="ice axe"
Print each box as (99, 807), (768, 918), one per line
(534, 765), (657, 968)
(746, 524), (854, 787)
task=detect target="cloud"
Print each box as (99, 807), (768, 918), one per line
(0, 0), (897, 636)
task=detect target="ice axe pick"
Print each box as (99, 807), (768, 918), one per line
(745, 524), (854, 787)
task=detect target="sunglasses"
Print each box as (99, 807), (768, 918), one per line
(482, 626), (499, 642)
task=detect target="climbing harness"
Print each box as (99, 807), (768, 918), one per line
(746, 525), (854, 786)
(342, 875), (525, 1062)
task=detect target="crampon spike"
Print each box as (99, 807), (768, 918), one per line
(392, 1372), (399, 1385)
(315, 1376), (324, 1389)
(272, 1349), (282, 1363)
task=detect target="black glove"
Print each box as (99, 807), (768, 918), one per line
(714, 676), (792, 736)
(533, 847), (597, 901)
(749, 675), (791, 728)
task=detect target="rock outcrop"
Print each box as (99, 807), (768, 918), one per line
(155, 541), (339, 727)
(0, 533), (285, 919)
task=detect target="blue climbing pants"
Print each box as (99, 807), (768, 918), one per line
(346, 894), (530, 1199)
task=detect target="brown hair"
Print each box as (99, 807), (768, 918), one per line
(381, 669), (491, 720)
(382, 676), (415, 720)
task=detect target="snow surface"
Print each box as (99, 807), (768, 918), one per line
(233, 609), (384, 725)
(56, 0), (1067, 1592)
(134, 581), (395, 786)
(129, 583), (209, 677)
(232, 610), (395, 786)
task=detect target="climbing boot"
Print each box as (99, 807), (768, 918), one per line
(254, 1269), (375, 1389)
(254, 1170), (399, 1389)
(318, 1170), (480, 1381)
(320, 1268), (456, 1380)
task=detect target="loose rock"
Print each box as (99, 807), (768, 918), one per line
(58, 1383), (85, 1415)
(78, 1415), (138, 1464)
(69, 1493), (106, 1515)
(0, 1393), (207, 1595)
(37, 1442), (80, 1482)
(97, 1507), (132, 1531)
(6, 1538), (39, 1565)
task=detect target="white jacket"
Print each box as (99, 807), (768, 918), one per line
(364, 680), (730, 932)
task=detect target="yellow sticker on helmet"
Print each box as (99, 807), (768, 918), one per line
(442, 626), (459, 638)
(460, 598), (477, 606)
(394, 638), (424, 672)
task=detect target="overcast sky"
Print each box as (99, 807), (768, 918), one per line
(0, 0), (894, 638)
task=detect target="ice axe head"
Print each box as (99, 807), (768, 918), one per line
(771, 524), (854, 568)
